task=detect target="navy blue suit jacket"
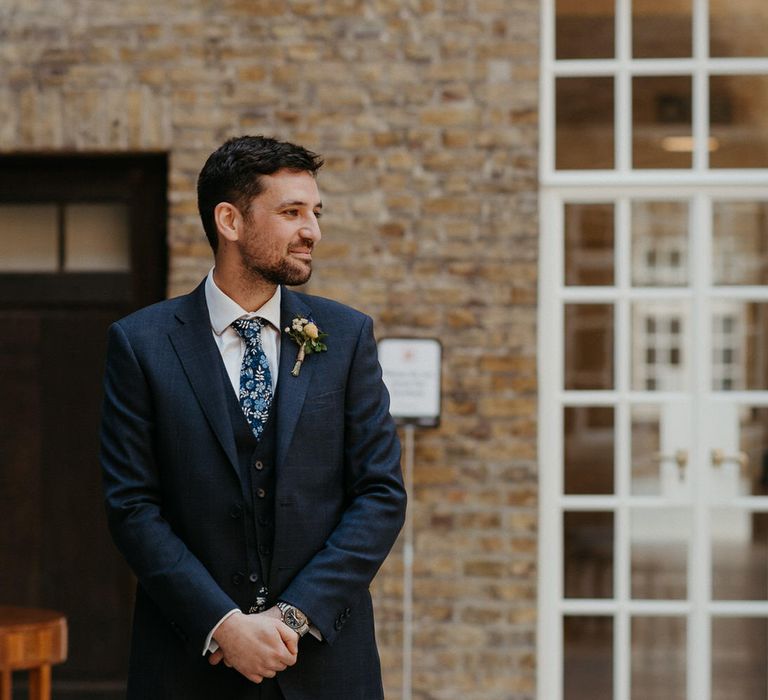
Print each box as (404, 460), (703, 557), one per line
(100, 281), (406, 699)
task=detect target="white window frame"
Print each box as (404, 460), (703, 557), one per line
(538, 2), (768, 699)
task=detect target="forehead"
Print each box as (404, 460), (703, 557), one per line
(255, 169), (321, 205)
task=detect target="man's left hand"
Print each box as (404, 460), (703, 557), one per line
(208, 606), (299, 673)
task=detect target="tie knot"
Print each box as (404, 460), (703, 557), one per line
(232, 317), (266, 342)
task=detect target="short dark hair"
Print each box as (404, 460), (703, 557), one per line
(197, 135), (324, 252)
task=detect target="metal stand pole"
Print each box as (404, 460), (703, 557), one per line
(402, 424), (415, 700)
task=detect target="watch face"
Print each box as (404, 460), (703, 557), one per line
(284, 608), (307, 628)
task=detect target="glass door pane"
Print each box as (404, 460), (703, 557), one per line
(711, 618), (768, 699)
(710, 76), (768, 169)
(556, 77), (615, 170)
(632, 301), (690, 391)
(631, 404), (664, 495)
(711, 509), (768, 600)
(631, 403), (691, 495)
(556, 0), (614, 59)
(710, 302), (768, 391)
(564, 616), (613, 700)
(712, 201), (768, 286)
(564, 202), (615, 286)
(633, 77), (693, 169)
(632, 200), (690, 287)
(631, 616), (687, 699)
(633, 0), (691, 58)
(631, 508), (689, 600)
(565, 303), (615, 390)
(709, 0), (768, 58)
(564, 406), (614, 495)
(564, 511), (614, 599)
(708, 405), (768, 500)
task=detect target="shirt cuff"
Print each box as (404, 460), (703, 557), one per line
(202, 608), (240, 655)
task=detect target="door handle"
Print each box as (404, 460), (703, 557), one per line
(654, 449), (688, 481)
(711, 448), (749, 476)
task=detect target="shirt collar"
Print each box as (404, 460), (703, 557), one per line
(205, 268), (282, 336)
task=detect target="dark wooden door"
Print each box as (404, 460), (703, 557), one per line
(0, 155), (167, 697)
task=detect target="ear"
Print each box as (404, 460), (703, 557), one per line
(213, 202), (243, 244)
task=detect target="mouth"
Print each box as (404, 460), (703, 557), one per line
(289, 247), (313, 261)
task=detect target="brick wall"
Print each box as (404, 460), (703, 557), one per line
(0, 1), (538, 697)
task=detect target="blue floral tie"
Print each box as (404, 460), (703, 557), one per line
(231, 318), (273, 439)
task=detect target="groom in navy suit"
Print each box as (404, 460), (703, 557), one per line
(100, 135), (406, 699)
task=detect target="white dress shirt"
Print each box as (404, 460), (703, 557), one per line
(201, 269), (282, 654)
(205, 268), (281, 396)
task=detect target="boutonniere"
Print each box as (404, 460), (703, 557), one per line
(285, 317), (328, 376)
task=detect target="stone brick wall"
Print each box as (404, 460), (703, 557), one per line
(0, 1), (538, 697)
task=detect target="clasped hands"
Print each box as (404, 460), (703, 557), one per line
(209, 606), (299, 684)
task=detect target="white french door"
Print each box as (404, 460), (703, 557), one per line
(539, 189), (768, 699)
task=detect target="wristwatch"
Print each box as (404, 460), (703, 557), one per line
(276, 602), (310, 637)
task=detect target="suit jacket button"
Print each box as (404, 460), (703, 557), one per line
(334, 619), (342, 631)
(259, 544), (271, 556)
(230, 504), (242, 519)
(232, 572), (244, 586)
(249, 572), (259, 583)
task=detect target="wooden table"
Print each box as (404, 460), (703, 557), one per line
(0, 607), (67, 700)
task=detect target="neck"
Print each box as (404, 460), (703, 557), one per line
(212, 260), (277, 312)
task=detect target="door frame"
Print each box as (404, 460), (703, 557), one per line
(0, 152), (168, 696)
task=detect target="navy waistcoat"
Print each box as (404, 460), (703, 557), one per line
(221, 367), (277, 612)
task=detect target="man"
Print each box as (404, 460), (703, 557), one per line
(100, 135), (406, 699)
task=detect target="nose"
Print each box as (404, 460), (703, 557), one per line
(301, 213), (322, 243)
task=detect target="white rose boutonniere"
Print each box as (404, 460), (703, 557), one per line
(285, 316), (328, 376)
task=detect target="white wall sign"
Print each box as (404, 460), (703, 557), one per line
(378, 337), (441, 427)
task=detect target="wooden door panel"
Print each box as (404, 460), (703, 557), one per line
(39, 311), (134, 679)
(0, 313), (43, 605)
(1, 309), (134, 687)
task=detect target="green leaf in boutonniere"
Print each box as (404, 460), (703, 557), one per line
(285, 316), (328, 377)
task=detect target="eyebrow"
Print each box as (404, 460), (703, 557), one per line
(277, 199), (323, 210)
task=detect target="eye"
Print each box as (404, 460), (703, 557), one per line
(283, 209), (300, 217)
(314, 210), (323, 220)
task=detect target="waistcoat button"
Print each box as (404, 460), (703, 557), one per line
(249, 572), (259, 583)
(257, 488), (266, 498)
(254, 460), (264, 470)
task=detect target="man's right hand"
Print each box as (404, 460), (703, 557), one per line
(208, 610), (299, 683)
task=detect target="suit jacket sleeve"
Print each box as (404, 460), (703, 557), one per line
(100, 321), (237, 651)
(278, 314), (407, 643)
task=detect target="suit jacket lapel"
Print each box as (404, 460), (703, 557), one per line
(276, 288), (315, 469)
(168, 281), (240, 480)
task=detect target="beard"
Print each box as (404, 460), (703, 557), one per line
(239, 246), (313, 287)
